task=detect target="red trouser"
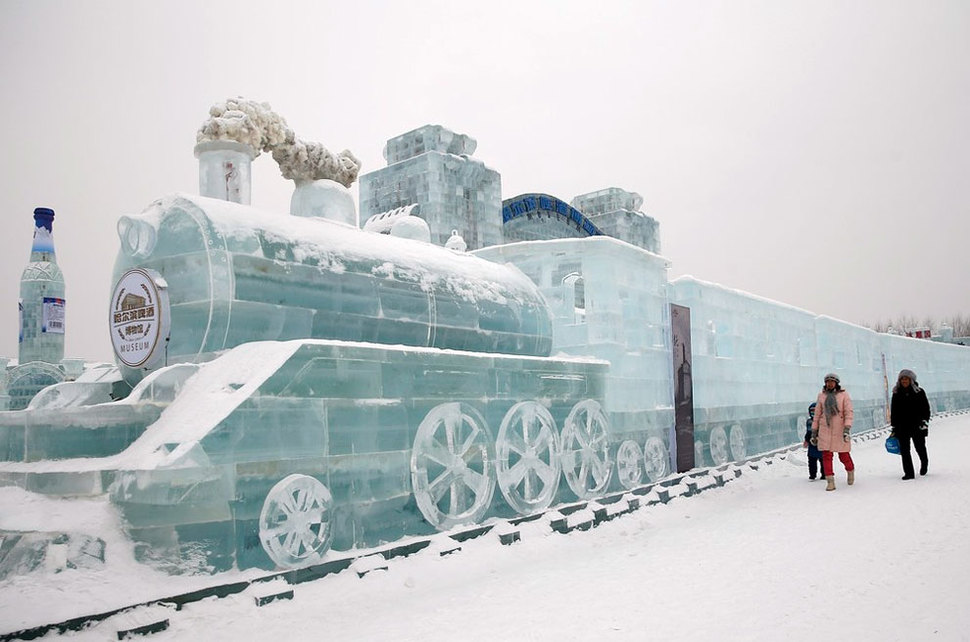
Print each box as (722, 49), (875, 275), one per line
(822, 451), (854, 477)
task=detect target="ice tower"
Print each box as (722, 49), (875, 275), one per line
(570, 188), (661, 254)
(359, 125), (503, 249)
(18, 208), (66, 365)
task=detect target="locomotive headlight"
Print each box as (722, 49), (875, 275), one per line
(117, 216), (157, 259)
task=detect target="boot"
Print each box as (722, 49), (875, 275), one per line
(825, 476), (836, 491)
(847, 470), (855, 486)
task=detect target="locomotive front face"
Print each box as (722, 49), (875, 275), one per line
(110, 194), (554, 384)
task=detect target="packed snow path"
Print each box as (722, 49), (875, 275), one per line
(3, 414), (969, 640)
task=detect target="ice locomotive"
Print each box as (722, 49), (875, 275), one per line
(105, 193), (613, 572)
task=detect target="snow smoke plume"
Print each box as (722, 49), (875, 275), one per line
(197, 97), (292, 152)
(197, 97), (361, 187)
(272, 142), (360, 188)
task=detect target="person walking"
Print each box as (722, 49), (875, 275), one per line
(889, 368), (931, 480)
(810, 373), (855, 491)
(802, 402), (824, 480)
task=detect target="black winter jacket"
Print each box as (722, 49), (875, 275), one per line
(890, 386), (931, 436)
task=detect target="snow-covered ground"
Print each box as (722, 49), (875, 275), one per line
(2, 414), (969, 641)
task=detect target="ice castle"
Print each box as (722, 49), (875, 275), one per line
(1, 98), (968, 579)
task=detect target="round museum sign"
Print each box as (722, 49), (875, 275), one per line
(109, 268), (170, 368)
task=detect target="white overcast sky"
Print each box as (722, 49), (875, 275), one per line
(1, 0), (968, 362)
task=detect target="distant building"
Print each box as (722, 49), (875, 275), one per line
(359, 127), (661, 256)
(570, 188), (661, 254)
(358, 125), (503, 250)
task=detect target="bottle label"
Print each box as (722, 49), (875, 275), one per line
(110, 268), (170, 368)
(42, 297), (66, 334)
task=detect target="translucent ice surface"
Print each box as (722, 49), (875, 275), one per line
(112, 194), (553, 385)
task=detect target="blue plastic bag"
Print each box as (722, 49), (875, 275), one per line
(885, 435), (900, 455)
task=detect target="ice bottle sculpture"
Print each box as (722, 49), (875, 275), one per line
(19, 207), (65, 365)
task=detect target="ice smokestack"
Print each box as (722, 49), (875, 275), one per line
(195, 98), (292, 204)
(195, 97), (361, 223)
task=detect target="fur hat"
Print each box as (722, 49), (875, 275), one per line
(824, 372), (840, 384)
(895, 368), (921, 393)
(897, 368), (917, 383)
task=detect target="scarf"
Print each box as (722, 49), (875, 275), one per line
(824, 389), (840, 419)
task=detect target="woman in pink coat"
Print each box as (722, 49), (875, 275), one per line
(810, 373), (855, 491)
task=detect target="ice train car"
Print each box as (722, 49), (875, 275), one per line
(477, 240), (970, 473)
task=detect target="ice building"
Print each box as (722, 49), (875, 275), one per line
(2, 99), (970, 583)
(360, 127), (659, 256)
(359, 125), (503, 249)
(570, 187), (661, 254)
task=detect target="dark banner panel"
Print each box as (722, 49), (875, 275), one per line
(671, 304), (695, 472)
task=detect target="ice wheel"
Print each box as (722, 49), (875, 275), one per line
(694, 440), (706, 467)
(728, 424), (747, 461)
(259, 474), (334, 569)
(496, 401), (561, 515)
(642, 436), (670, 482)
(709, 425), (729, 465)
(410, 402), (496, 530)
(616, 439), (644, 490)
(560, 400), (613, 499)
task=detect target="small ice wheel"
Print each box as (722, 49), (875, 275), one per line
(259, 474), (334, 569)
(410, 402), (496, 529)
(496, 401), (561, 515)
(709, 425), (729, 465)
(560, 399), (613, 499)
(615, 439), (644, 490)
(728, 424), (747, 461)
(642, 436), (670, 482)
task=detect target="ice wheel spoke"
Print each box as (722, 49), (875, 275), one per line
(561, 400), (612, 499)
(496, 401), (561, 515)
(259, 474), (334, 569)
(411, 402), (496, 530)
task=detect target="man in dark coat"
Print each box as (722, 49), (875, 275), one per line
(889, 368), (931, 480)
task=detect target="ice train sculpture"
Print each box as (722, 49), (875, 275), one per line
(3, 148), (970, 577)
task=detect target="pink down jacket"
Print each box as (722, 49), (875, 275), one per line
(811, 390), (854, 452)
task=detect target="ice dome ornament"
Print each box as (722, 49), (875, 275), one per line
(290, 178), (357, 226)
(445, 230), (467, 252)
(389, 216), (431, 243)
(109, 268), (170, 370)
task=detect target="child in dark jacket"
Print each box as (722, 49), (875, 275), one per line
(803, 402), (823, 480)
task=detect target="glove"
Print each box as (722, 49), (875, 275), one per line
(920, 420), (928, 436)
(810, 431), (818, 446)
(843, 427), (851, 442)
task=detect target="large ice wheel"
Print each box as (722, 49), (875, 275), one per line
(560, 400), (613, 499)
(616, 439), (644, 490)
(728, 424), (747, 461)
(410, 402), (496, 530)
(709, 425), (729, 465)
(496, 401), (561, 515)
(259, 474), (334, 569)
(642, 436), (670, 482)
